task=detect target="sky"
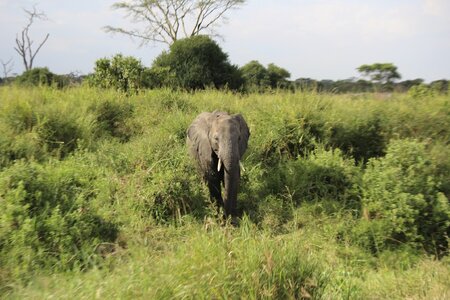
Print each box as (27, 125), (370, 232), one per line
(0, 0), (449, 82)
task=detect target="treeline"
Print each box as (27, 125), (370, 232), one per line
(1, 35), (448, 95)
(295, 77), (449, 94)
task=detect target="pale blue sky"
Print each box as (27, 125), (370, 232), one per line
(1, 0), (449, 82)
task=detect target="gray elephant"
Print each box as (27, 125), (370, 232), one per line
(187, 110), (250, 220)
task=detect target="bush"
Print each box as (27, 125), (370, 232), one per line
(408, 84), (435, 99)
(131, 150), (207, 224)
(257, 114), (327, 163)
(15, 67), (57, 87)
(0, 100), (86, 165)
(152, 35), (243, 90)
(0, 160), (118, 280)
(141, 66), (175, 89)
(90, 100), (137, 142)
(88, 54), (145, 94)
(329, 114), (386, 162)
(353, 139), (449, 256)
(283, 148), (361, 206)
(240, 61), (291, 91)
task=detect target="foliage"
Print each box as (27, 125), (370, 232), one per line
(357, 62), (401, 85)
(0, 98), (87, 166)
(15, 67), (57, 87)
(353, 139), (449, 256)
(267, 63), (291, 88)
(152, 35), (242, 90)
(0, 159), (118, 280)
(240, 60), (291, 91)
(240, 60), (270, 90)
(141, 66), (174, 89)
(88, 54), (145, 94)
(0, 86), (449, 298)
(329, 113), (386, 162)
(408, 83), (436, 99)
(90, 100), (137, 142)
(105, 0), (246, 45)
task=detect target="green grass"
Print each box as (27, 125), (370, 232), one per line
(0, 86), (449, 299)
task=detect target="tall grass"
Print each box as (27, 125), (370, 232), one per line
(1, 86), (449, 298)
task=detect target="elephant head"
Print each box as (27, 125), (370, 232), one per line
(187, 110), (250, 219)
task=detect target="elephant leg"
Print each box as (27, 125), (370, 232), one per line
(207, 176), (224, 216)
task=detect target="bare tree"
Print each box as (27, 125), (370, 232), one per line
(1, 58), (14, 80)
(14, 6), (50, 71)
(104, 0), (246, 46)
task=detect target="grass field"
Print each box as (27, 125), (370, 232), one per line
(1, 86), (449, 299)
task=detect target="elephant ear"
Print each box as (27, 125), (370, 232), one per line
(234, 114), (250, 158)
(187, 112), (213, 172)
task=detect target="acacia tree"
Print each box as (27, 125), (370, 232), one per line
(357, 63), (401, 85)
(14, 6), (50, 71)
(104, 0), (246, 45)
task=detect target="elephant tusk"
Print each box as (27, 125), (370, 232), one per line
(239, 161), (246, 172)
(217, 158), (222, 172)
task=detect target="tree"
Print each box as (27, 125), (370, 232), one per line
(357, 63), (401, 85)
(152, 35), (242, 90)
(1, 58), (14, 81)
(267, 63), (291, 88)
(15, 67), (55, 86)
(14, 6), (50, 71)
(240, 61), (291, 91)
(105, 0), (246, 46)
(240, 60), (269, 90)
(89, 54), (145, 94)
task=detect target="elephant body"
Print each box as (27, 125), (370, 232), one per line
(187, 110), (250, 219)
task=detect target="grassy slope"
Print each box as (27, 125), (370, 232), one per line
(0, 86), (449, 299)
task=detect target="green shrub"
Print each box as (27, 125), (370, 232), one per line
(0, 159), (118, 281)
(131, 151), (207, 224)
(257, 114), (328, 163)
(240, 61), (291, 91)
(153, 35), (243, 90)
(0, 100), (86, 165)
(353, 139), (449, 256)
(408, 84), (435, 99)
(15, 67), (56, 87)
(88, 54), (145, 94)
(90, 100), (137, 142)
(330, 113), (386, 162)
(141, 66), (175, 89)
(283, 148), (361, 206)
(37, 110), (83, 156)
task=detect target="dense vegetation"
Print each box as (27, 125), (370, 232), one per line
(0, 86), (449, 298)
(4, 35), (449, 95)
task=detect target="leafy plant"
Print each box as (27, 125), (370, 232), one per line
(354, 139), (449, 256)
(0, 159), (118, 280)
(152, 35), (243, 90)
(90, 100), (137, 142)
(88, 54), (145, 94)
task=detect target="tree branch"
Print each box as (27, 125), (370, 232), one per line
(14, 6), (50, 71)
(106, 0), (245, 45)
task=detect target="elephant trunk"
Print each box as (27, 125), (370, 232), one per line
(222, 155), (240, 218)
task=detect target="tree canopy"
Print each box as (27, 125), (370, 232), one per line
(105, 0), (246, 45)
(240, 60), (291, 91)
(357, 63), (401, 85)
(89, 54), (145, 94)
(152, 35), (242, 90)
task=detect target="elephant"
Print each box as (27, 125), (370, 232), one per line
(187, 110), (250, 220)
